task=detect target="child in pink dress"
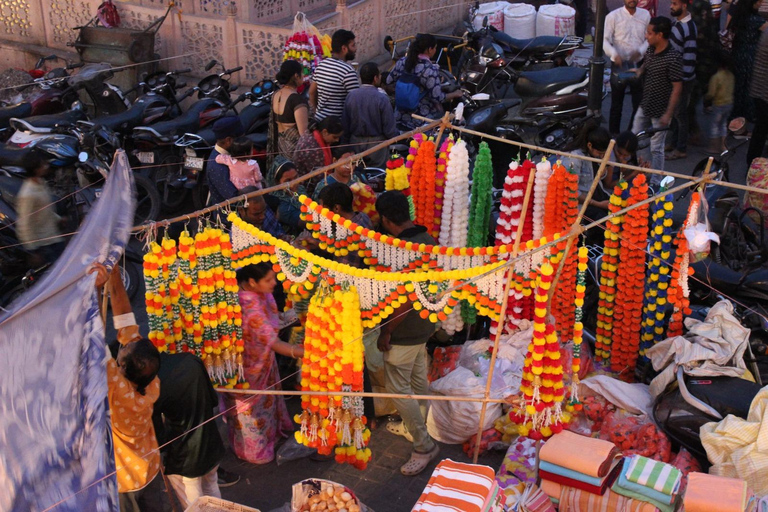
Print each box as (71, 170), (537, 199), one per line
(215, 137), (263, 190)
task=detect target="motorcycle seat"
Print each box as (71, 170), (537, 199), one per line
(0, 144), (34, 167)
(244, 132), (268, 149)
(692, 259), (768, 289)
(0, 103), (32, 130)
(134, 99), (217, 141)
(88, 102), (150, 133)
(10, 108), (86, 133)
(515, 67), (588, 98)
(495, 33), (563, 55)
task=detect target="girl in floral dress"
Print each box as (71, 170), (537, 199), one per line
(225, 263), (304, 464)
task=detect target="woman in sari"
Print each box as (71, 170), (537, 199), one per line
(293, 116), (343, 195)
(270, 60), (309, 164)
(266, 156), (305, 235)
(225, 263), (304, 464)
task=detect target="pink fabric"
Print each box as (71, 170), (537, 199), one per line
(215, 153), (263, 190)
(224, 290), (292, 464)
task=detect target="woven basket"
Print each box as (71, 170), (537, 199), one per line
(185, 496), (261, 512)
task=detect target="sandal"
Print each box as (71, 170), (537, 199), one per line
(665, 150), (687, 161)
(400, 444), (440, 476)
(386, 421), (413, 442)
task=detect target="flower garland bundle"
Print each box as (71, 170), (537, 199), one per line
(410, 139), (438, 234)
(610, 174), (650, 375)
(510, 260), (569, 439)
(350, 182), (379, 226)
(283, 31), (327, 87)
(463, 141), (494, 325)
(542, 161), (568, 239)
(433, 137), (453, 239)
(595, 181), (628, 361)
(532, 159), (552, 241)
(295, 285), (372, 469)
(568, 245), (588, 411)
(640, 192), (675, 358)
(143, 236), (179, 353)
(550, 163), (580, 337)
(385, 155), (410, 192)
(438, 139), (470, 248)
(668, 192), (699, 336)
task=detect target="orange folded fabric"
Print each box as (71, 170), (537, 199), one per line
(542, 479), (660, 512)
(684, 473), (748, 512)
(539, 430), (619, 478)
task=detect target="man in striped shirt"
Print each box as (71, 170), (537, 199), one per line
(666, 0), (698, 160)
(309, 29), (360, 122)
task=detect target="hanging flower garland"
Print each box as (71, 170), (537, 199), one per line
(610, 174), (649, 376)
(594, 181), (628, 361)
(668, 192), (699, 336)
(531, 159), (552, 268)
(143, 236), (179, 353)
(463, 141), (495, 325)
(568, 244), (588, 412)
(550, 162), (580, 338)
(295, 284), (372, 469)
(640, 190), (675, 358)
(386, 153), (416, 220)
(510, 260), (570, 440)
(433, 136), (453, 239)
(410, 138), (438, 234)
(349, 181), (379, 226)
(438, 139), (471, 248)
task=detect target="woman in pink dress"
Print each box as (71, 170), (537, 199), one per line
(225, 263), (304, 464)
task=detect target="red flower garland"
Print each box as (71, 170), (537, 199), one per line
(551, 164), (580, 337)
(410, 139), (438, 233)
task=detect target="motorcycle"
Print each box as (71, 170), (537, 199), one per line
(173, 79), (276, 209)
(129, 59), (242, 211)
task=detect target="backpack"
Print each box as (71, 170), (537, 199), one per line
(395, 72), (426, 113)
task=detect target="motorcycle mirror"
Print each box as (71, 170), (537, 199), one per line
(660, 176), (675, 189)
(205, 60), (217, 72)
(78, 151), (88, 163)
(229, 83), (238, 92)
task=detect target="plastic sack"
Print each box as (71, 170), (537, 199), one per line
(598, 411), (672, 462)
(670, 448), (702, 495)
(580, 395), (616, 432)
(463, 427), (507, 457)
(427, 367), (502, 443)
(276, 437), (316, 466)
(428, 345), (462, 383)
(684, 193), (719, 262)
(459, 333), (527, 396)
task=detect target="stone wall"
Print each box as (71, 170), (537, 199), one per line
(0, 0), (468, 84)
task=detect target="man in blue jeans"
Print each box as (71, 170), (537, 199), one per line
(632, 16), (683, 175)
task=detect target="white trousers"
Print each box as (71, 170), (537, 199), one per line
(166, 465), (221, 509)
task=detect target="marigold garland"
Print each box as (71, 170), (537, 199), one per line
(550, 162), (580, 337)
(640, 190), (675, 358)
(438, 139), (470, 249)
(410, 139), (438, 234)
(144, 236), (179, 353)
(433, 136), (453, 239)
(595, 181), (628, 361)
(510, 260), (570, 439)
(568, 245), (588, 411)
(611, 174), (650, 376)
(294, 285), (371, 469)
(668, 192), (699, 336)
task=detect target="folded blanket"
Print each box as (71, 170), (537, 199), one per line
(539, 459), (623, 496)
(624, 455), (681, 496)
(413, 459), (497, 512)
(540, 459), (620, 487)
(684, 472), (748, 512)
(612, 470), (675, 512)
(539, 430), (619, 478)
(541, 479), (661, 512)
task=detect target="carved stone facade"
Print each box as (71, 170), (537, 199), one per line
(0, 0), (466, 84)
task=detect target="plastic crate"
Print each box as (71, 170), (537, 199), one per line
(185, 496), (261, 512)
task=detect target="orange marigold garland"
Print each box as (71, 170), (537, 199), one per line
(144, 236), (178, 353)
(568, 245), (588, 411)
(295, 284), (371, 469)
(551, 163), (580, 337)
(595, 181), (628, 361)
(410, 138), (438, 234)
(668, 191), (699, 336)
(610, 174), (649, 376)
(433, 136), (453, 239)
(510, 260), (570, 439)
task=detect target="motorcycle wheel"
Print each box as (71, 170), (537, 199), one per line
(133, 174), (161, 226)
(152, 150), (188, 212)
(191, 179), (210, 211)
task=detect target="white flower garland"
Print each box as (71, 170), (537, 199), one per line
(439, 140), (470, 247)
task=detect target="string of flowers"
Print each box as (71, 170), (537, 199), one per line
(640, 189), (675, 359)
(510, 260), (570, 440)
(385, 155), (415, 220)
(611, 174), (650, 376)
(405, 134), (426, 220)
(295, 284), (372, 469)
(438, 139), (470, 248)
(532, 159), (552, 267)
(433, 136), (453, 239)
(143, 236), (178, 353)
(550, 163), (580, 337)
(568, 244), (588, 412)
(668, 191), (699, 336)
(410, 138), (438, 234)
(463, 141), (494, 325)
(594, 181), (628, 361)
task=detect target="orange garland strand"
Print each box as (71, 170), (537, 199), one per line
(410, 139), (438, 234)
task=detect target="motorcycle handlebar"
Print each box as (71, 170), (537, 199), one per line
(172, 68), (192, 75)
(176, 88), (197, 102)
(225, 66), (244, 75)
(67, 61), (84, 70)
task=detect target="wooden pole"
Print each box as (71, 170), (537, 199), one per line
(432, 112), (452, 153)
(471, 162), (538, 463)
(548, 140), (616, 300)
(131, 118), (444, 232)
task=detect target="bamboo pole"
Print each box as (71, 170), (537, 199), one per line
(432, 112), (452, 153)
(471, 160), (538, 463)
(548, 140), (616, 300)
(130, 118), (444, 232)
(217, 387), (508, 404)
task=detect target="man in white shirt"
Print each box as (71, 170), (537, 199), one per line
(604, 0), (652, 135)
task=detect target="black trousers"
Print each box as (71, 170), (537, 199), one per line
(609, 71), (643, 135)
(747, 98), (768, 167)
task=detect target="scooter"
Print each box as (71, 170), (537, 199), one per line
(173, 79), (276, 209)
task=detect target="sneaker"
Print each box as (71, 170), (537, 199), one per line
(217, 467), (240, 488)
(386, 420), (414, 442)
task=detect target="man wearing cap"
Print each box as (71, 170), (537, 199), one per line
(207, 117), (245, 206)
